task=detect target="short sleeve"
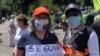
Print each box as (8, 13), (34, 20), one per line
(17, 35), (26, 50)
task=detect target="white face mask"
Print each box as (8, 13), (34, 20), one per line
(34, 19), (49, 31)
(66, 16), (81, 29)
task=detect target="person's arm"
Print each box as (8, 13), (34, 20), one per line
(88, 31), (99, 56)
(15, 35), (26, 56)
(15, 49), (24, 56)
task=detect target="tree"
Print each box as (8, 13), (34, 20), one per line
(0, 0), (86, 16)
(84, 0), (93, 6)
(0, 0), (22, 14)
(28, 0), (59, 15)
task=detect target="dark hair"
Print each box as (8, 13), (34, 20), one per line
(17, 14), (28, 25)
(23, 18), (28, 25)
(65, 9), (81, 18)
(85, 14), (94, 26)
(92, 20), (100, 38)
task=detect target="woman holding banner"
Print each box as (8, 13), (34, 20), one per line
(15, 6), (65, 56)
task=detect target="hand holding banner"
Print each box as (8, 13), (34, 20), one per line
(25, 44), (64, 56)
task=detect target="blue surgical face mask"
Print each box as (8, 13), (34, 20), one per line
(66, 16), (81, 29)
(34, 19), (49, 31)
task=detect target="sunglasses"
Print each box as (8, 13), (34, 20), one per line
(66, 9), (80, 18)
(67, 12), (80, 18)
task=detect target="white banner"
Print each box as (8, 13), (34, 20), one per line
(25, 44), (64, 56)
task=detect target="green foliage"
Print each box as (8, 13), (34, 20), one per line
(0, 0), (86, 15)
(76, 0), (85, 6)
(0, 0), (22, 14)
(28, 0), (60, 15)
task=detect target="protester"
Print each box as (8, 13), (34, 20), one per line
(15, 6), (64, 56)
(14, 14), (29, 55)
(63, 3), (99, 56)
(9, 14), (16, 47)
(92, 19), (100, 53)
(85, 14), (94, 27)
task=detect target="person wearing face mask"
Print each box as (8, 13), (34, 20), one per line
(63, 3), (100, 56)
(15, 6), (65, 56)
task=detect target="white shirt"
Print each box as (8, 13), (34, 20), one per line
(14, 28), (29, 46)
(9, 19), (15, 26)
(9, 19), (16, 34)
(88, 31), (100, 56)
(14, 18), (19, 30)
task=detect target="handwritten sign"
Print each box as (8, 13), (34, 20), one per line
(25, 44), (64, 56)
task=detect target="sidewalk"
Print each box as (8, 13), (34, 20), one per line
(0, 21), (14, 56)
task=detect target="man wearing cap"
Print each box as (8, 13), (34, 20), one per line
(63, 3), (99, 56)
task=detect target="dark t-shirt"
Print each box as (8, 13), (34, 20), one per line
(17, 31), (58, 50)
